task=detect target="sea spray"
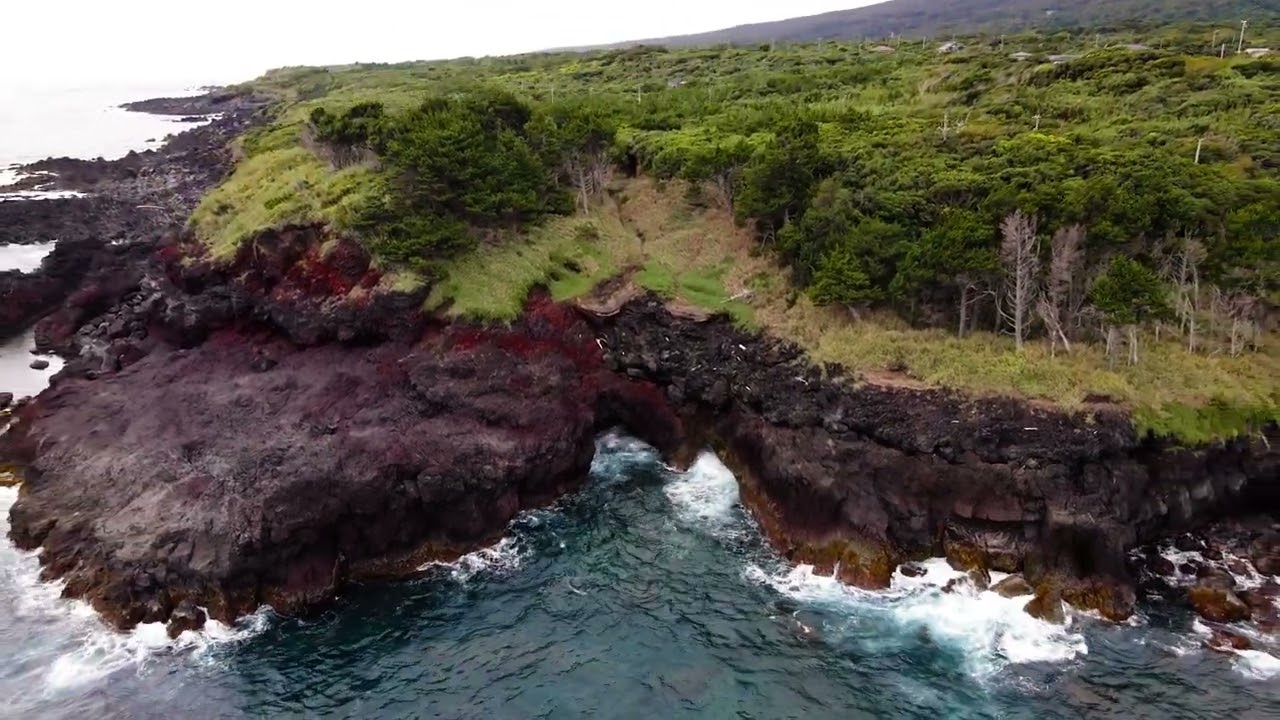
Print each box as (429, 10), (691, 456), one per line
(0, 487), (271, 698)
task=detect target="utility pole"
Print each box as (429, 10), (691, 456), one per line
(1195, 137), (1205, 164)
(1221, 43), (1227, 59)
(1211, 29), (1218, 53)
(1238, 20), (1248, 54)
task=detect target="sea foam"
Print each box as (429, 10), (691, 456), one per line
(0, 486), (271, 696)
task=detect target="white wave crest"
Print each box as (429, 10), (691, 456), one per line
(0, 486), (272, 695)
(663, 450), (740, 527)
(1234, 649), (1280, 680)
(419, 536), (523, 582)
(745, 557), (1087, 677)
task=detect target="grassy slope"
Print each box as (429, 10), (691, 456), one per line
(191, 35), (1279, 442)
(428, 177), (1277, 443)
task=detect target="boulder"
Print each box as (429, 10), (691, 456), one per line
(0, 392), (12, 409)
(991, 574), (1034, 598)
(1175, 534), (1206, 552)
(166, 599), (207, 638)
(898, 562), (927, 578)
(1204, 627), (1252, 652)
(1147, 554), (1177, 577)
(1251, 533), (1280, 576)
(28, 358), (49, 370)
(1024, 588), (1066, 624)
(1196, 566), (1237, 589)
(967, 567), (991, 591)
(1188, 584), (1251, 623)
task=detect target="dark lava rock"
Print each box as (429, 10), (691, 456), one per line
(27, 358), (49, 370)
(0, 392), (11, 409)
(1175, 534), (1206, 552)
(1239, 590), (1280, 625)
(1227, 558), (1252, 576)
(1147, 555), (1177, 577)
(898, 562), (927, 578)
(1024, 589), (1067, 624)
(250, 354), (278, 373)
(1203, 547), (1225, 561)
(1204, 627), (1253, 652)
(967, 568), (991, 591)
(1251, 533), (1280, 576)
(1188, 584), (1251, 624)
(1178, 562), (1200, 576)
(1, 294), (681, 630)
(992, 574), (1034, 598)
(166, 599), (207, 638)
(1196, 566), (1237, 589)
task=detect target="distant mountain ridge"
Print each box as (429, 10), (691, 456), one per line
(618, 0), (1279, 47)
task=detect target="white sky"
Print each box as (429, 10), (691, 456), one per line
(3, 1), (880, 89)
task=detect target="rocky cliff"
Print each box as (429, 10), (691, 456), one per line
(1, 93), (1276, 635)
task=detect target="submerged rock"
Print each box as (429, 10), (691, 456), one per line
(898, 562), (927, 578)
(1204, 627), (1253, 652)
(27, 359), (48, 370)
(1251, 533), (1280, 576)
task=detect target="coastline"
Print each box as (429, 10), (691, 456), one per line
(0, 85), (1275, 655)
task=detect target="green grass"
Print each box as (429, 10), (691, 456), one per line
(782, 313), (1280, 442)
(189, 146), (381, 260)
(424, 213), (636, 322)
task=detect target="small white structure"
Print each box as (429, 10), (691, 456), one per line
(1117, 43), (1152, 51)
(870, 44), (896, 53)
(1048, 53), (1079, 64)
(937, 41), (964, 54)
(1009, 51), (1035, 61)
(1245, 47), (1272, 58)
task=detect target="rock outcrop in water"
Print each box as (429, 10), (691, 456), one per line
(0, 91), (269, 346)
(593, 297), (1279, 620)
(0, 91), (1276, 633)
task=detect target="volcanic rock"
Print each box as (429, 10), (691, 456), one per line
(1188, 584), (1251, 624)
(1024, 589), (1067, 624)
(992, 574), (1034, 598)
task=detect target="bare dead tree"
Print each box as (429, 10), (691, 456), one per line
(1167, 233), (1206, 353)
(1000, 211), (1040, 351)
(1227, 293), (1259, 357)
(564, 148), (612, 215)
(1037, 224), (1085, 356)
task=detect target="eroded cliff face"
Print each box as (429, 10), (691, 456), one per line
(1, 224), (1276, 633)
(1, 231), (681, 631)
(593, 299), (1279, 619)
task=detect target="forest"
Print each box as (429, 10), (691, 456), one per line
(192, 21), (1280, 440)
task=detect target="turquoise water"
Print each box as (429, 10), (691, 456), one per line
(2, 433), (1278, 719)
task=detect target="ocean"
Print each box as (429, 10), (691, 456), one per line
(0, 85), (1277, 720)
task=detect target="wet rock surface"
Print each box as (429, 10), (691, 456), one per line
(0, 91), (1276, 632)
(0, 90), (267, 343)
(595, 297), (1279, 619)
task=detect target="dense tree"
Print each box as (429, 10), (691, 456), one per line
(1090, 256), (1171, 366)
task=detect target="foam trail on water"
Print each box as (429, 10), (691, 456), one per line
(746, 558), (1087, 678)
(1235, 649), (1280, 680)
(663, 450), (740, 528)
(0, 487), (271, 698)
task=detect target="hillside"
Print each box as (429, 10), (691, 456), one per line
(198, 21), (1280, 442)
(619, 0), (1280, 47)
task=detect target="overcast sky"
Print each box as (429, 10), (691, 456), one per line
(3, 1), (880, 89)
